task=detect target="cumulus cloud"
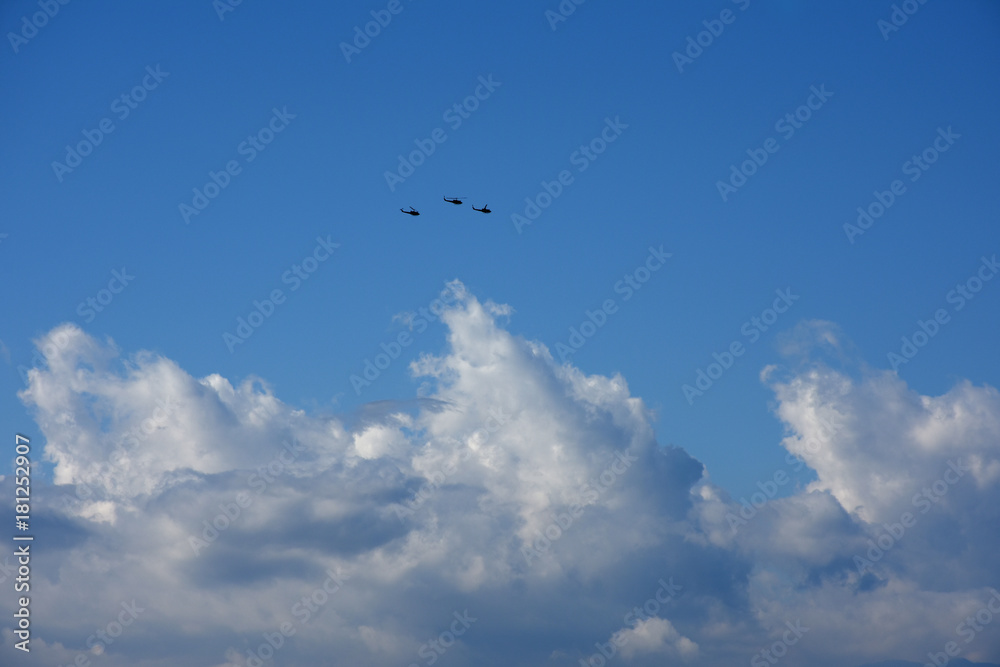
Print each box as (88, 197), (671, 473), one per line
(4, 298), (999, 667)
(611, 616), (699, 660)
(694, 321), (1000, 664)
(764, 333), (1000, 590)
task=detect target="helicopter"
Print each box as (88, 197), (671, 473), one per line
(443, 196), (465, 205)
(400, 207), (420, 216)
(471, 204), (491, 213)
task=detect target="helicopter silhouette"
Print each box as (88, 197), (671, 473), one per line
(400, 207), (420, 216)
(471, 204), (491, 213)
(443, 196), (465, 205)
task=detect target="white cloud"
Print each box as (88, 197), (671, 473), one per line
(5, 300), (1000, 667)
(764, 344), (1000, 590)
(612, 616), (699, 660)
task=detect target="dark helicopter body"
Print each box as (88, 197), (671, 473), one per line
(397, 198), (490, 216)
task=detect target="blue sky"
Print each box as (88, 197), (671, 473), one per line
(2, 2), (1000, 666)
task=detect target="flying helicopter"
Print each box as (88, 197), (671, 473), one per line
(443, 196), (465, 205)
(400, 207), (420, 216)
(471, 204), (491, 213)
